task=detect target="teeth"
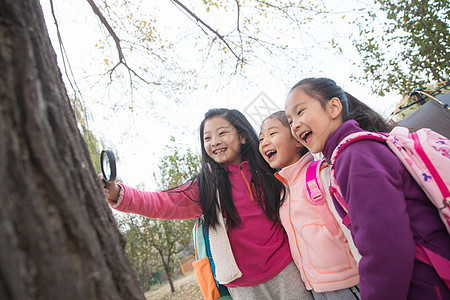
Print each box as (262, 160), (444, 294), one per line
(265, 150), (276, 156)
(301, 131), (311, 140)
(214, 149), (226, 154)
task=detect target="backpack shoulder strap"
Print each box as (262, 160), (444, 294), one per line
(304, 159), (340, 236)
(330, 131), (388, 166)
(328, 131), (388, 228)
(305, 160), (325, 205)
(328, 178), (351, 228)
(193, 217), (208, 260)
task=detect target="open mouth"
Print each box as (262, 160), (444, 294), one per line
(213, 148), (226, 154)
(301, 131), (312, 142)
(265, 150), (277, 160)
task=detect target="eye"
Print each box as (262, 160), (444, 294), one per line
(288, 120), (293, 126)
(297, 109), (304, 116)
(219, 131), (227, 136)
(204, 136), (211, 141)
(269, 131), (277, 137)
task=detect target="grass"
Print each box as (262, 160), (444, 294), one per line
(145, 271), (204, 300)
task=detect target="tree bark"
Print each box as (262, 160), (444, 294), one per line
(158, 251), (175, 293)
(0, 0), (145, 299)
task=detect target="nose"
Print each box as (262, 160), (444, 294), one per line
(291, 118), (301, 131)
(211, 135), (221, 146)
(260, 137), (269, 148)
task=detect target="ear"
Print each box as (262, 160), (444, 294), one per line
(240, 136), (247, 144)
(328, 97), (343, 119)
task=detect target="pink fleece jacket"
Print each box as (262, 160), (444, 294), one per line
(113, 161), (292, 288)
(275, 153), (359, 292)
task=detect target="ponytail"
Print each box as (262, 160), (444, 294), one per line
(345, 92), (394, 132)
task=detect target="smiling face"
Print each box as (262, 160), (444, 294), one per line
(285, 87), (343, 154)
(203, 116), (245, 164)
(259, 117), (304, 169)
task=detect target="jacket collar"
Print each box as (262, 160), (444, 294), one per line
(322, 120), (364, 161)
(276, 152), (314, 185)
(225, 160), (249, 171)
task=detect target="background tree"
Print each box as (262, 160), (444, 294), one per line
(117, 137), (200, 293)
(83, 0), (327, 80)
(48, 0), (385, 191)
(147, 218), (196, 293)
(46, 0), (332, 125)
(117, 213), (160, 292)
(0, 0), (145, 298)
(341, 0), (449, 96)
(71, 97), (108, 172)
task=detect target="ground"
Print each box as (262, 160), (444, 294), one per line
(145, 271), (204, 300)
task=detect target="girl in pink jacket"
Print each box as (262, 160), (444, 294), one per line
(259, 111), (359, 299)
(103, 108), (313, 300)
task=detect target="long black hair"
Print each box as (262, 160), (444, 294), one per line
(198, 108), (285, 229)
(290, 77), (394, 132)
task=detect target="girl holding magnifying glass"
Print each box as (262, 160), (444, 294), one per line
(102, 108), (313, 300)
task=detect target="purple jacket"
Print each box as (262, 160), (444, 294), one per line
(322, 120), (450, 300)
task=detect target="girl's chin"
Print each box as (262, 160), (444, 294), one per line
(270, 163), (281, 169)
(303, 144), (317, 154)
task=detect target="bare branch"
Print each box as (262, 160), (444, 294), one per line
(49, 0), (84, 101)
(170, 0), (243, 64)
(235, 0), (244, 66)
(235, 0), (241, 32)
(86, 0), (125, 62)
(86, 0), (151, 85)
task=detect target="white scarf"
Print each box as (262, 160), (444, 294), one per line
(208, 191), (242, 284)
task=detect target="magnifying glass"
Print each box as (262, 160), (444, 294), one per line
(100, 150), (117, 188)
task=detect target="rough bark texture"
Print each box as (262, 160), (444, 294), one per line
(0, 0), (145, 299)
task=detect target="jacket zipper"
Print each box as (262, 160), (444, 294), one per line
(286, 185), (311, 287)
(239, 163), (254, 201)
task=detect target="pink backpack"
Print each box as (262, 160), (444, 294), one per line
(328, 126), (450, 287)
(329, 126), (450, 232)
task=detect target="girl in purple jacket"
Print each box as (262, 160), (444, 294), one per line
(103, 108), (313, 299)
(284, 77), (450, 300)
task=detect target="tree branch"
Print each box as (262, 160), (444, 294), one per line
(170, 0), (242, 64)
(235, 0), (244, 69)
(49, 0), (84, 101)
(86, 0), (124, 62)
(86, 0), (151, 84)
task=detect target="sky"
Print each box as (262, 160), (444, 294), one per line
(40, 0), (401, 189)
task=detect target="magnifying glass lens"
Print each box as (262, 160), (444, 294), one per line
(100, 150), (116, 184)
(103, 158), (111, 180)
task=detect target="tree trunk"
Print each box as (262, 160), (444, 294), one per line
(0, 0), (145, 299)
(159, 251), (176, 293)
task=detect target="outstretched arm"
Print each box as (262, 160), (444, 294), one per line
(100, 175), (202, 220)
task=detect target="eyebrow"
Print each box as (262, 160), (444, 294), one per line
(290, 103), (302, 110)
(286, 102), (303, 117)
(294, 101), (306, 109)
(203, 126), (229, 136)
(259, 125), (280, 136)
